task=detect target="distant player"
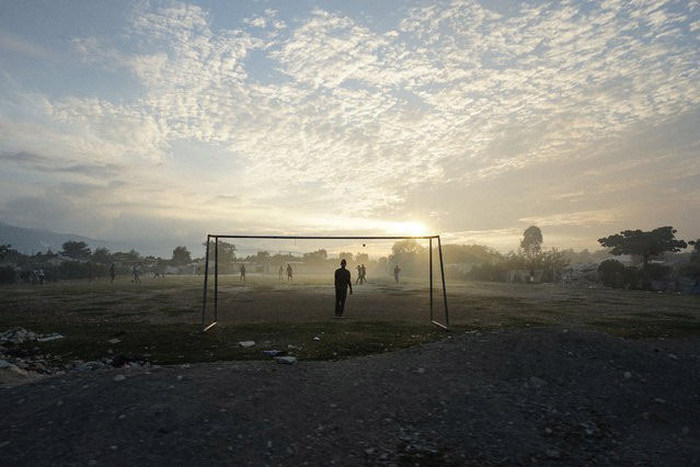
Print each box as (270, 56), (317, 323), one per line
(393, 265), (401, 284)
(334, 259), (353, 318)
(110, 263), (116, 283)
(278, 265), (284, 281)
(239, 263), (246, 282)
(286, 264), (293, 281)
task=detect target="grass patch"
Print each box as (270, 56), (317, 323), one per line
(159, 307), (196, 317)
(6, 320), (446, 366)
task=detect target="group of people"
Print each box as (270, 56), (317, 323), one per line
(111, 263), (160, 283)
(278, 264), (294, 281)
(31, 268), (45, 285)
(355, 264), (367, 284)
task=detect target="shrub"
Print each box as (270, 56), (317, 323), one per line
(0, 266), (16, 284)
(466, 263), (508, 282)
(598, 259), (626, 288)
(53, 261), (109, 280)
(598, 260), (647, 289)
(644, 263), (672, 282)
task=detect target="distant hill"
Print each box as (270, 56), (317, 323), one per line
(0, 221), (112, 255)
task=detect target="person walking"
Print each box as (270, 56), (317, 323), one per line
(393, 264), (401, 284)
(334, 259), (353, 318)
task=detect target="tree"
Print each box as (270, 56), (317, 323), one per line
(688, 240), (699, 262)
(355, 252), (369, 264)
(61, 241), (91, 260)
(681, 239), (700, 280)
(0, 244), (12, 260)
(598, 259), (627, 288)
(520, 226), (543, 258)
(338, 252), (354, 263)
(246, 250), (271, 264)
(391, 240), (425, 256)
(204, 240), (237, 265)
(540, 248), (569, 282)
(92, 247), (112, 265)
(303, 249), (328, 265)
(389, 240), (427, 276)
(113, 249), (141, 263)
(520, 226), (543, 281)
(441, 244), (502, 264)
(171, 246), (192, 266)
(598, 226), (687, 269)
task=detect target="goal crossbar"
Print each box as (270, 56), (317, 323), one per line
(200, 234), (449, 331)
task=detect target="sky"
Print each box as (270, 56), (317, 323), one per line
(1, 0), (699, 257)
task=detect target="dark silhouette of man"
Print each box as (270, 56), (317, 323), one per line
(334, 259), (353, 318)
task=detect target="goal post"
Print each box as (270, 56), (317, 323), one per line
(200, 234), (449, 332)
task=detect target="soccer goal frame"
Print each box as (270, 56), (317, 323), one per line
(200, 234), (449, 332)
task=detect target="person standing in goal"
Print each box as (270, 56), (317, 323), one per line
(334, 259), (353, 318)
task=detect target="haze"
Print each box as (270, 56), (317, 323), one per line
(1, 0), (698, 256)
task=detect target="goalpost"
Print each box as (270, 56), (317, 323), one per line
(200, 234), (449, 332)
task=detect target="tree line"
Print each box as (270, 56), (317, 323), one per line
(1, 225), (699, 291)
(459, 225), (699, 291)
(0, 241), (196, 284)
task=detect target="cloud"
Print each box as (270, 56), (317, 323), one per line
(1, 0), (698, 252)
(0, 31), (50, 58)
(519, 210), (618, 228)
(0, 151), (123, 177)
(58, 0), (700, 199)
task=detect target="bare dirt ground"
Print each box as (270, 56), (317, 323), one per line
(2, 326), (699, 466)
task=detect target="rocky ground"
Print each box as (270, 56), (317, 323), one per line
(1, 326), (699, 466)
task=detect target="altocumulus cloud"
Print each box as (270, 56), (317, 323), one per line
(0, 0), (698, 252)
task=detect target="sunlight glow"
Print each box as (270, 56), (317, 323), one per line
(387, 221), (429, 236)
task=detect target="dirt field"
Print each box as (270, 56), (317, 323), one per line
(3, 274), (698, 335)
(1, 276), (699, 465)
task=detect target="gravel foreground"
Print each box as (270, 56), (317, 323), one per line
(2, 327), (699, 466)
